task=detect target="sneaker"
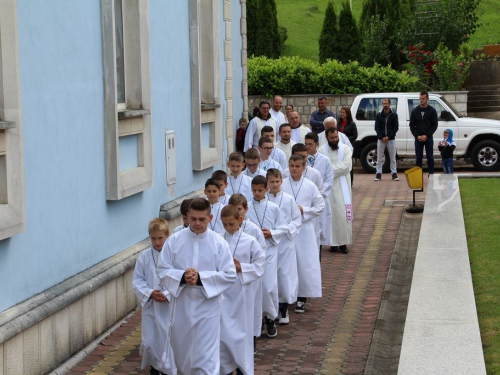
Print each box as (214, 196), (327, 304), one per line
(265, 318), (277, 338)
(295, 301), (306, 314)
(374, 173), (381, 181)
(340, 245), (349, 254)
(279, 307), (290, 325)
(392, 173), (399, 181)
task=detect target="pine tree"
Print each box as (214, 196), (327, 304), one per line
(246, 0), (258, 57)
(337, 2), (361, 63)
(318, 2), (339, 64)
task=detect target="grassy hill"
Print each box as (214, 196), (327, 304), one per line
(276, 0), (499, 62)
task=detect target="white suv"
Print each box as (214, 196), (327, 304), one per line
(351, 93), (500, 173)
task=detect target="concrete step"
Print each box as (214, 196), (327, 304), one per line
(466, 84), (500, 91)
(465, 105), (500, 113)
(468, 91), (500, 97)
(468, 99), (500, 108)
(467, 94), (500, 100)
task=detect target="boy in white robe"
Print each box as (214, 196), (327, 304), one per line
(261, 126), (287, 170)
(246, 176), (287, 337)
(219, 205), (265, 375)
(132, 218), (175, 375)
(157, 199), (237, 374)
(228, 194), (266, 344)
(244, 148), (267, 179)
(305, 133), (335, 250)
(282, 154), (325, 314)
(205, 178), (225, 234)
(266, 168), (301, 325)
(226, 152), (253, 202)
(212, 170), (231, 205)
(258, 137), (283, 172)
(172, 199), (192, 234)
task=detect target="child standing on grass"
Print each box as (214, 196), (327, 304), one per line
(132, 218), (175, 375)
(438, 128), (456, 174)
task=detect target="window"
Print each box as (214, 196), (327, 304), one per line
(0, 0), (26, 240)
(101, 0), (153, 200)
(407, 99), (450, 120)
(188, 0), (222, 170)
(356, 98), (398, 121)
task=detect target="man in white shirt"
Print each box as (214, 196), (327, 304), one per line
(288, 111), (311, 144)
(275, 123), (296, 160)
(270, 95), (286, 127)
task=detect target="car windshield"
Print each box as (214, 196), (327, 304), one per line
(440, 97), (464, 118)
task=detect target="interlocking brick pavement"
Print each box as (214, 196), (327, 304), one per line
(67, 169), (428, 375)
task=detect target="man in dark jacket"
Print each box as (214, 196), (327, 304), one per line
(374, 98), (399, 181)
(409, 91), (438, 174)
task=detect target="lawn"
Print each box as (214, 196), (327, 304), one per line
(276, 0), (500, 61)
(275, 0), (363, 61)
(460, 178), (500, 374)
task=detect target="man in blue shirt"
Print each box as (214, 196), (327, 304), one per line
(310, 96), (336, 134)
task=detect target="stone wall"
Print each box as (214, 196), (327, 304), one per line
(249, 92), (468, 123)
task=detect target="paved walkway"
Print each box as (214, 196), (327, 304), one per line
(65, 169), (426, 375)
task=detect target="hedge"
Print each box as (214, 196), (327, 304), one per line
(248, 56), (418, 97)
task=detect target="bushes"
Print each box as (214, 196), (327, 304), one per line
(248, 56), (418, 97)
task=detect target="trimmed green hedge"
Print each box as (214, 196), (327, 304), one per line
(248, 56), (418, 97)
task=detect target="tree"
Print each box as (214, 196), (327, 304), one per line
(246, 0), (258, 57)
(247, 0), (282, 58)
(319, 2), (340, 63)
(336, 2), (362, 63)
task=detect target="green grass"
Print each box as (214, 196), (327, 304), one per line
(460, 178), (500, 374)
(275, 0), (363, 61)
(468, 0), (500, 49)
(276, 0), (500, 61)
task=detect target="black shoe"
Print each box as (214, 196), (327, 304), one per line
(279, 306), (289, 325)
(150, 367), (160, 375)
(295, 301), (306, 313)
(340, 245), (349, 254)
(265, 318), (277, 338)
(374, 173), (381, 181)
(329, 246), (338, 252)
(392, 173), (399, 181)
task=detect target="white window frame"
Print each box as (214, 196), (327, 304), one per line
(0, 0), (26, 241)
(189, 0), (222, 170)
(101, 0), (153, 200)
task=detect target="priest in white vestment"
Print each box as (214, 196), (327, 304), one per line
(318, 116), (353, 151)
(244, 101), (277, 151)
(219, 206), (265, 375)
(288, 110), (311, 144)
(275, 123), (296, 160)
(282, 155), (324, 314)
(270, 95), (286, 127)
(319, 129), (353, 254)
(157, 199), (237, 374)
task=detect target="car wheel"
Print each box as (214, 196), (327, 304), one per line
(360, 142), (390, 173)
(471, 140), (500, 171)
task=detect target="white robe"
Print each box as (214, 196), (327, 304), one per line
(283, 166), (324, 247)
(320, 143), (353, 246)
(219, 230), (265, 375)
(275, 140), (296, 161)
(246, 198), (287, 320)
(268, 191), (301, 304)
(157, 229), (237, 375)
(244, 117), (277, 151)
(259, 157), (282, 172)
(270, 108), (286, 127)
(243, 168), (266, 179)
(309, 152), (334, 246)
(226, 173), (253, 203)
(241, 219), (266, 337)
(318, 130), (353, 151)
(290, 125), (311, 143)
(208, 201), (225, 234)
(282, 177), (324, 297)
(132, 247), (176, 375)
(270, 146), (288, 170)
